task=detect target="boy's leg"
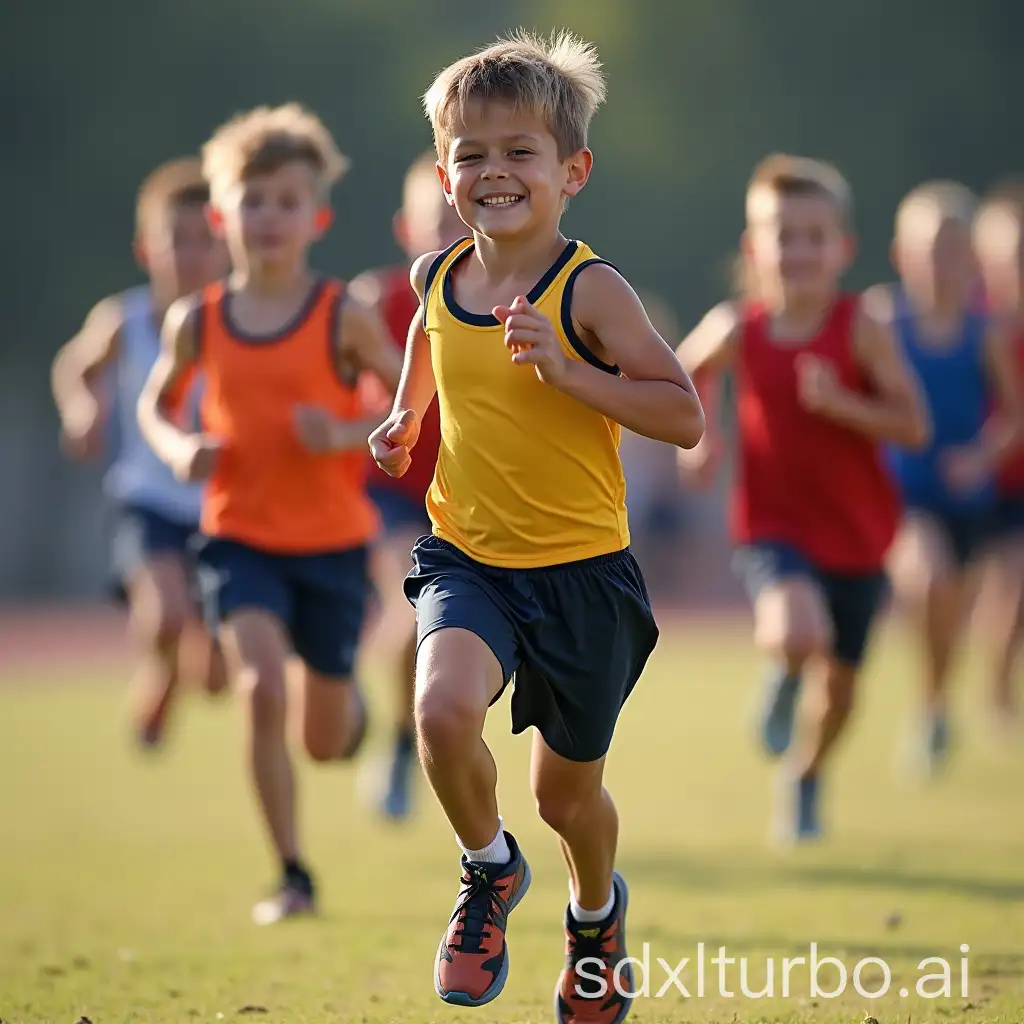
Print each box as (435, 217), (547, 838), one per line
(734, 544), (834, 758)
(975, 508), (1024, 725)
(780, 570), (888, 842)
(289, 546), (375, 763)
(364, 506), (424, 818)
(887, 511), (970, 770)
(405, 537), (528, 1008)
(513, 548), (657, 1024)
(195, 538), (306, 923)
(113, 506), (195, 747)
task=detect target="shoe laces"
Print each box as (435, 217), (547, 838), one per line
(566, 919), (617, 997)
(449, 864), (507, 954)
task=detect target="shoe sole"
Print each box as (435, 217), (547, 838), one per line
(554, 871), (633, 1024)
(434, 859), (532, 1007)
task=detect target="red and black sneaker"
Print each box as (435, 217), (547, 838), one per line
(555, 872), (633, 1024)
(434, 831), (531, 1006)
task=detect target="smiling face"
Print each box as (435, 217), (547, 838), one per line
(438, 99), (591, 242)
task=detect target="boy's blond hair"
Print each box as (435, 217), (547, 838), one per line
(746, 153), (853, 227)
(135, 158), (209, 238)
(895, 180), (976, 238)
(202, 102), (349, 202)
(422, 29), (606, 163)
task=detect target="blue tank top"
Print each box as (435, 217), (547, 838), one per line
(887, 291), (993, 513)
(103, 286), (203, 525)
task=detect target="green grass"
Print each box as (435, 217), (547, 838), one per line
(1, 617), (1023, 1023)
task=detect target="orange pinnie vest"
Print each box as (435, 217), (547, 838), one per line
(196, 277), (378, 553)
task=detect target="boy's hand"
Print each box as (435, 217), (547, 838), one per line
(173, 434), (221, 482)
(677, 432), (721, 489)
(368, 409), (420, 478)
(796, 354), (843, 414)
(942, 444), (991, 494)
(294, 404), (342, 453)
(59, 394), (104, 460)
(494, 295), (569, 388)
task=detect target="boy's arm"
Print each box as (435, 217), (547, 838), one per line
(978, 318), (1024, 467)
(500, 263), (705, 448)
(672, 301), (741, 481)
(137, 297), (215, 480)
(391, 251), (440, 420)
(820, 298), (931, 448)
(337, 294), (403, 394)
(51, 295), (124, 457)
(367, 251), (441, 478)
(674, 301), (741, 428)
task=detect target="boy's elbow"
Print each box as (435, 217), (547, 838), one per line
(905, 404), (931, 450)
(674, 396), (706, 449)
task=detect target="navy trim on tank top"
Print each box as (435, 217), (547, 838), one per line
(422, 237), (469, 329)
(221, 275), (328, 345)
(441, 239), (579, 327)
(559, 258), (620, 375)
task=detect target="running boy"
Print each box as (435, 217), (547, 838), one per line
(137, 104), (402, 923)
(676, 155), (929, 842)
(350, 149), (466, 821)
(51, 157), (229, 747)
(369, 30), (704, 1023)
(872, 181), (1021, 774)
(973, 183), (1024, 727)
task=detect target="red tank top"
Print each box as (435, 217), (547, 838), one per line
(731, 294), (899, 572)
(996, 326), (1024, 496)
(197, 277), (379, 553)
(358, 266), (441, 502)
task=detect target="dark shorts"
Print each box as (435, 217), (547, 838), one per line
(109, 503), (200, 603)
(908, 504), (989, 567)
(404, 535), (660, 763)
(988, 495), (1024, 543)
(733, 542), (889, 668)
(193, 536), (369, 678)
(368, 484), (431, 536)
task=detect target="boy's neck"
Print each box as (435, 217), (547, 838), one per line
(231, 258), (314, 297)
(766, 292), (836, 341)
(471, 227), (568, 283)
(903, 290), (967, 335)
(148, 281), (177, 321)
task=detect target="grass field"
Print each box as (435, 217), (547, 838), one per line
(2, 615), (1023, 1024)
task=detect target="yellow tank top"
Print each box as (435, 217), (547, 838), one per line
(422, 236), (630, 568)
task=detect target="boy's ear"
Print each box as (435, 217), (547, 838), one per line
(437, 161), (456, 207)
(205, 203), (226, 238)
(315, 206), (334, 236)
(843, 233), (859, 268)
(563, 147), (593, 198)
(132, 237), (149, 273)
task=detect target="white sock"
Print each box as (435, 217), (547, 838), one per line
(570, 882), (615, 923)
(457, 817), (511, 866)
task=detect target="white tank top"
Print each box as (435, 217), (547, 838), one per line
(103, 286), (203, 524)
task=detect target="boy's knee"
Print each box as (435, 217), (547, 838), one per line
(824, 669), (857, 719)
(534, 787), (591, 836)
(239, 663), (287, 730)
(756, 622), (831, 668)
(133, 591), (189, 648)
(304, 731), (342, 763)
(414, 682), (484, 756)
